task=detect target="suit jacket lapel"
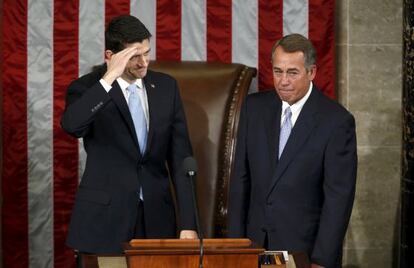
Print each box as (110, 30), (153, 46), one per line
(264, 92), (282, 173)
(267, 88), (320, 198)
(108, 81), (140, 151)
(143, 75), (156, 156)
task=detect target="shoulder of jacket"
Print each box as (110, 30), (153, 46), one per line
(246, 90), (278, 105)
(146, 69), (176, 82)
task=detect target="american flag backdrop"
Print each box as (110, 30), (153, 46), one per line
(1, 0), (335, 267)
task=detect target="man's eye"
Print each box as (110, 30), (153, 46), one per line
(287, 71), (299, 76)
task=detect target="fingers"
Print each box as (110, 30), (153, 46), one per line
(103, 46), (138, 85)
(117, 46), (139, 59)
(179, 230), (199, 239)
(110, 46), (138, 65)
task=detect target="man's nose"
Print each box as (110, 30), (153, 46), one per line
(280, 73), (290, 84)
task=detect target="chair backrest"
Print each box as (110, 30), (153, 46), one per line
(150, 61), (256, 237)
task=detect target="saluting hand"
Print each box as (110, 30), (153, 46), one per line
(102, 46), (138, 85)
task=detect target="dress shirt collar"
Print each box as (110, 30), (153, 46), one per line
(117, 77), (143, 91)
(281, 82), (313, 127)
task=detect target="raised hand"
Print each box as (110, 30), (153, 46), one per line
(102, 46), (138, 85)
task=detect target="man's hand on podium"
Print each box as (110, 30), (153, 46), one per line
(311, 263), (325, 268)
(179, 230), (198, 239)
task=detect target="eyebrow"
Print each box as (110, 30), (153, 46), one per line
(273, 67), (300, 72)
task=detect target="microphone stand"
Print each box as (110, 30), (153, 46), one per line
(188, 170), (204, 268)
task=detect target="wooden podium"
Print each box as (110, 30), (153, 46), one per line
(123, 238), (264, 268)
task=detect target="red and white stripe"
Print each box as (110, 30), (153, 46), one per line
(27, 2), (54, 268)
(1, 1), (335, 267)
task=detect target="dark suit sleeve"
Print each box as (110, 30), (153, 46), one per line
(166, 80), (196, 231)
(311, 112), (357, 267)
(61, 79), (111, 138)
(227, 99), (251, 237)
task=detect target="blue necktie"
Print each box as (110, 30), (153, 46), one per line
(127, 84), (147, 154)
(278, 106), (292, 159)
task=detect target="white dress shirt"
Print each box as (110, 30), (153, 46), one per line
(100, 78), (149, 129)
(280, 82), (313, 128)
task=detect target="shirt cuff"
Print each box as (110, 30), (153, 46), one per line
(99, 79), (112, 93)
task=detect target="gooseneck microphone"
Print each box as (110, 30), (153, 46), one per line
(182, 156), (204, 268)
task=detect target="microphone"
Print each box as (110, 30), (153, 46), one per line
(183, 156), (198, 177)
(182, 156), (204, 268)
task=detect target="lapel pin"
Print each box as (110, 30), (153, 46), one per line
(150, 83), (155, 88)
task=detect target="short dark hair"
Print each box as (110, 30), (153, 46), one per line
(271, 33), (317, 69)
(105, 15), (152, 53)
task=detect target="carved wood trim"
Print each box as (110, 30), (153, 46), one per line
(214, 66), (256, 237)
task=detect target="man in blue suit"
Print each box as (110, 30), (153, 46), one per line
(228, 34), (357, 268)
(61, 15), (197, 255)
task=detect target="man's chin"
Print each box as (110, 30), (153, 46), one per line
(135, 70), (147, 79)
(277, 91), (293, 102)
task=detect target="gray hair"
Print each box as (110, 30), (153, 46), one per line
(271, 33), (317, 70)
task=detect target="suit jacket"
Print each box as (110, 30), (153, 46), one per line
(61, 65), (195, 254)
(228, 87), (357, 268)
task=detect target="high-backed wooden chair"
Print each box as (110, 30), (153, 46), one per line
(150, 61), (256, 237)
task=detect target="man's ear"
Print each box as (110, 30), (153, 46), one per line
(104, 50), (113, 60)
(308, 65), (317, 81)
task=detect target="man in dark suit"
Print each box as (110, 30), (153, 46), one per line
(228, 34), (357, 268)
(61, 15), (197, 255)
